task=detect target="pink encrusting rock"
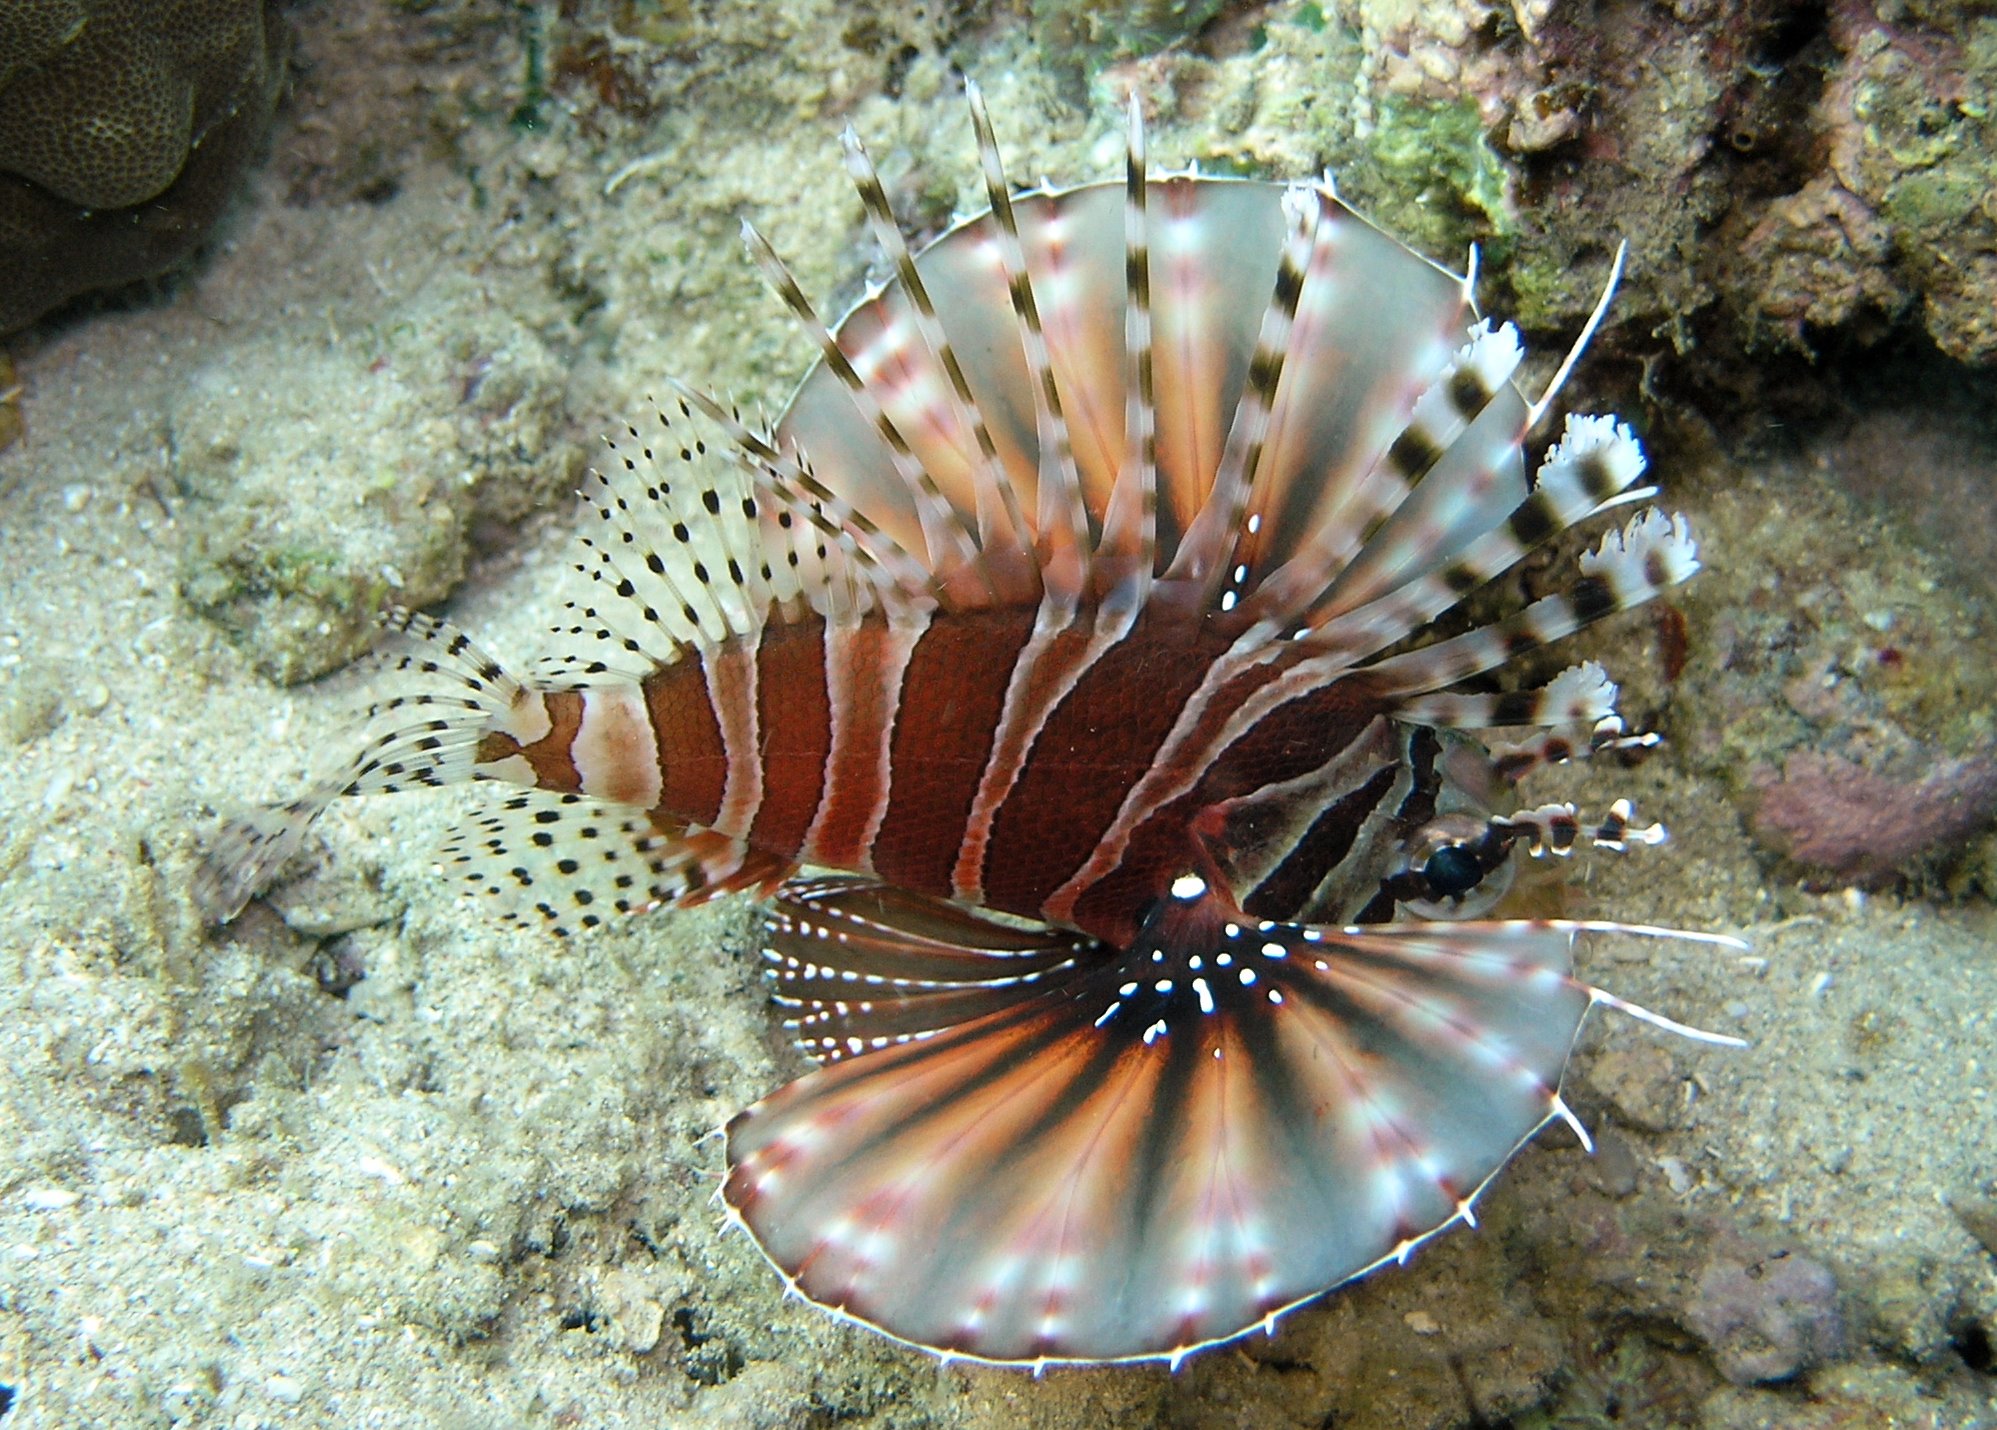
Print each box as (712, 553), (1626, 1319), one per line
(1750, 750), (1997, 885)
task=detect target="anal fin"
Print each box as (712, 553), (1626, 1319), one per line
(763, 878), (1095, 1064)
(444, 790), (792, 937)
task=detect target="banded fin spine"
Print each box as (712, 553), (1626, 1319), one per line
(739, 218), (988, 608)
(1298, 412), (1652, 661)
(1361, 509), (1700, 700)
(838, 126), (1038, 602)
(967, 79), (1093, 609)
(1090, 93), (1159, 614)
(1163, 183), (1323, 601)
(1276, 320), (1526, 623)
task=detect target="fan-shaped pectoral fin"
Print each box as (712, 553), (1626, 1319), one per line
(724, 877), (1626, 1366)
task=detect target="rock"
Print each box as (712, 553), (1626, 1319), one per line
(1684, 1247), (1845, 1385)
(1949, 1192), (1997, 1262)
(0, 662), (64, 745)
(172, 317), (582, 683)
(1750, 750), (1997, 887)
(1587, 1042), (1687, 1133)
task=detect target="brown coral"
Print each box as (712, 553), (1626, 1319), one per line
(0, 0), (284, 332)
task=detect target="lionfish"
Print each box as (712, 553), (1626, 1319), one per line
(201, 87), (1743, 1369)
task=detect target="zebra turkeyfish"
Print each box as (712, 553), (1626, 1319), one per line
(199, 87), (1744, 1369)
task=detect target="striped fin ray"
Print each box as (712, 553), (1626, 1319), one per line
(194, 612), (526, 920)
(1299, 413), (1652, 661)
(1090, 93), (1160, 613)
(967, 80), (1093, 609)
(838, 127), (1040, 603)
(1361, 509), (1700, 700)
(1286, 322), (1527, 620)
(549, 404), (777, 681)
(1393, 659), (1621, 732)
(739, 219), (988, 607)
(1140, 178), (1285, 553)
(725, 881), (1738, 1367)
(444, 790), (791, 937)
(1163, 183), (1322, 602)
(764, 878), (1093, 1063)
(1237, 248), (1638, 644)
(1208, 202), (1468, 602)
(668, 382), (936, 622)
(1232, 318), (1517, 636)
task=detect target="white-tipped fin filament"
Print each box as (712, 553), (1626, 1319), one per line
(1528, 241), (1627, 429)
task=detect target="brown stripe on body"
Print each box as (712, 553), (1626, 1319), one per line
(1241, 759), (1398, 921)
(979, 612), (1228, 919)
(801, 615), (930, 872)
(869, 607), (1037, 898)
(1067, 678), (1384, 945)
(1037, 644), (1296, 924)
(950, 607), (1105, 903)
(642, 657), (728, 828)
(702, 642), (763, 839)
(748, 617), (834, 860)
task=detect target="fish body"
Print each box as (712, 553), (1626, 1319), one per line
(475, 603), (1437, 945)
(201, 88), (1738, 1369)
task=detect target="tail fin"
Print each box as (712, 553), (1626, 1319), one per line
(193, 611), (521, 922)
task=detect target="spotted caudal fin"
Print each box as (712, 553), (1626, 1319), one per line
(194, 613), (527, 921)
(724, 878), (1743, 1367)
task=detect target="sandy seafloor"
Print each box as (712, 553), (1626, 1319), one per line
(3, 5), (1996, 1428)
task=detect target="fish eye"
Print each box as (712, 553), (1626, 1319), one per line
(1420, 841), (1484, 899)
(1389, 814), (1516, 919)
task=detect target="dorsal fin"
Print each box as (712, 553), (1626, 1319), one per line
(667, 383), (936, 625)
(1298, 413), (1652, 660)
(967, 81), (1093, 612)
(562, 404), (772, 671)
(1244, 318), (1526, 630)
(739, 219), (990, 609)
(839, 126), (1040, 605)
(1162, 183), (1322, 602)
(1359, 509), (1699, 699)
(1089, 93), (1159, 615)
